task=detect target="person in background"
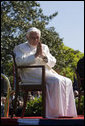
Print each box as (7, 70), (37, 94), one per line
(73, 75), (79, 97)
(1, 97), (6, 117)
(77, 56), (84, 90)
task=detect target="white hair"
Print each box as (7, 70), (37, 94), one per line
(27, 27), (41, 37)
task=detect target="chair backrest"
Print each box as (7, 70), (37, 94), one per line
(12, 52), (19, 90)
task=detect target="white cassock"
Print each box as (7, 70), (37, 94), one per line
(13, 41), (77, 118)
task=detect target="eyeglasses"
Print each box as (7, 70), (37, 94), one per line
(29, 36), (40, 40)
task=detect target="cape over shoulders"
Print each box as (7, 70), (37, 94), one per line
(14, 42), (49, 53)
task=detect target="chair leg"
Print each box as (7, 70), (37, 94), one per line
(42, 94), (45, 118)
(21, 91), (28, 118)
(42, 87), (46, 118)
(11, 89), (18, 117)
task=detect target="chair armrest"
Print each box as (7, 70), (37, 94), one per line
(17, 65), (45, 69)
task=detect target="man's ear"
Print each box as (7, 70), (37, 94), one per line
(26, 34), (29, 40)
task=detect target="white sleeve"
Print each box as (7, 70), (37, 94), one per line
(13, 46), (36, 66)
(43, 45), (56, 68)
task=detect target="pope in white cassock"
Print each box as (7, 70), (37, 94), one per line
(13, 27), (77, 118)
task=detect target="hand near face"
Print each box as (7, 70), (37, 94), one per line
(35, 42), (43, 57)
(35, 42), (48, 63)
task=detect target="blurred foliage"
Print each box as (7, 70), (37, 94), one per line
(75, 95), (84, 115)
(1, 1), (84, 87)
(25, 96), (42, 116)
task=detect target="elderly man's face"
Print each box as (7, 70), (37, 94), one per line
(28, 32), (40, 47)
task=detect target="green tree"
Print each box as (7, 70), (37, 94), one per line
(1, 1), (58, 67)
(1, 1), (84, 85)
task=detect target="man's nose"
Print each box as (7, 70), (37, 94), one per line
(35, 38), (38, 41)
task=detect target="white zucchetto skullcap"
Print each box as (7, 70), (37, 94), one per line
(27, 27), (41, 37)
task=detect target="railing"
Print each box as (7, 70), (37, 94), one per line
(1, 73), (11, 117)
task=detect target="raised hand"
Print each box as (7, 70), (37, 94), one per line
(35, 42), (43, 57)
